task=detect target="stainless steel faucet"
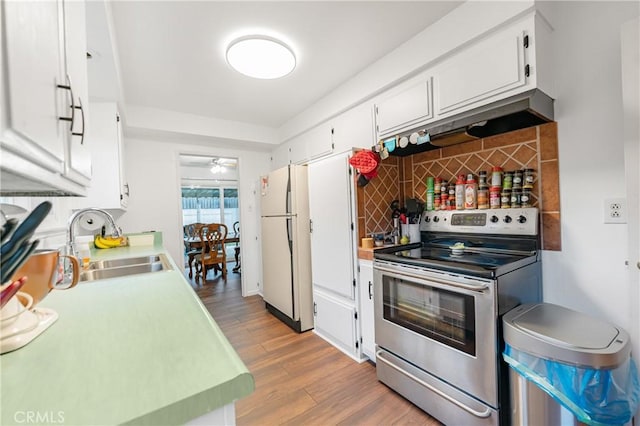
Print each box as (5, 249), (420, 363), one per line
(67, 208), (121, 257)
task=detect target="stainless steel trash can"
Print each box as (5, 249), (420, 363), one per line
(503, 303), (631, 426)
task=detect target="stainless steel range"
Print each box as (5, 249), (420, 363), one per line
(373, 207), (542, 426)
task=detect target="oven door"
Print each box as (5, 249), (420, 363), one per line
(374, 259), (498, 408)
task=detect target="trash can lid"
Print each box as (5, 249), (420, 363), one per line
(503, 303), (630, 368)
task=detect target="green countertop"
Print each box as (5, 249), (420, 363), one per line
(0, 238), (254, 425)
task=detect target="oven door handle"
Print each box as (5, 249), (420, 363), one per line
(376, 350), (492, 419)
(374, 265), (490, 292)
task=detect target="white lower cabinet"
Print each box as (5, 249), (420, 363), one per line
(313, 290), (358, 359)
(358, 260), (375, 362)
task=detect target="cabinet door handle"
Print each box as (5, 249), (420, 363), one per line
(57, 74), (76, 130)
(71, 97), (85, 145)
(124, 183), (130, 196)
(368, 281), (373, 300)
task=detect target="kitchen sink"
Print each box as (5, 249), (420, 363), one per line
(80, 254), (172, 282)
(86, 255), (162, 270)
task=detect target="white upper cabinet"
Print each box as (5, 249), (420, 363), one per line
(305, 122), (333, 161)
(73, 102), (128, 210)
(62, 0), (91, 185)
(1, 0), (91, 195)
(270, 141), (290, 171)
(433, 15), (538, 117)
(375, 78), (433, 139)
(2, 1), (65, 173)
(331, 103), (374, 152)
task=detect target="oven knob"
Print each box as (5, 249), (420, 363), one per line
(490, 215), (499, 223)
(517, 215), (527, 224)
(503, 215), (512, 223)
(433, 216), (440, 222)
(425, 216), (431, 223)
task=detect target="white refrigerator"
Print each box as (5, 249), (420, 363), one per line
(260, 164), (313, 332)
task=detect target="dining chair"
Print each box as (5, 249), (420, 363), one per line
(232, 221), (241, 273)
(195, 223), (228, 282)
(184, 222), (205, 278)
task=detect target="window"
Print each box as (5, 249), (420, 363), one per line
(181, 187), (239, 230)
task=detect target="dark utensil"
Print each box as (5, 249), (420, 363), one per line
(0, 201), (51, 259)
(0, 276), (27, 309)
(1, 239), (39, 285)
(1, 218), (18, 244)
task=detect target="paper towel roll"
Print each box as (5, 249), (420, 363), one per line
(77, 212), (105, 231)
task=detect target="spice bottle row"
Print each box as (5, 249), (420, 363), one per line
(425, 166), (536, 211)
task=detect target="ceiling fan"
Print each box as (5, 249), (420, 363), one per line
(210, 157), (237, 174)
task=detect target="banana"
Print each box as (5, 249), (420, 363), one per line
(94, 235), (111, 249)
(94, 235), (127, 249)
(101, 236), (124, 247)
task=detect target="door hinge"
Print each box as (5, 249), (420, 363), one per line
(524, 35), (529, 49)
(353, 278), (356, 288)
(525, 64), (530, 77)
(313, 302), (317, 315)
(331, 127), (335, 135)
(331, 142), (335, 150)
(309, 219), (313, 233)
(116, 114), (120, 122)
(348, 167), (352, 176)
(354, 311), (358, 320)
(357, 265), (360, 273)
(355, 340), (359, 349)
(360, 337), (363, 344)
(350, 223), (354, 231)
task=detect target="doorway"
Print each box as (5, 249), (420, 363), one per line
(179, 154), (240, 277)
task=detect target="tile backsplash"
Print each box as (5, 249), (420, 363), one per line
(355, 122), (561, 251)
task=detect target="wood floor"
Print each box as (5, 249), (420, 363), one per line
(189, 270), (442, 426)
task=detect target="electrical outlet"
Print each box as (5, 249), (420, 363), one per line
(604, 198), (627, 224)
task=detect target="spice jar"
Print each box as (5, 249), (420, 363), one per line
(500, 189), (511, 209)
(477, 187), (489, 209)
(521, 188), (532, 207)
(513, 170), (523, 189)
(439, 181), (448, 210)
(490, 188), (501, 209)
(478, 170), (488, 188)
(523, 168), (535, 189)
(434, 177), (442, 195)
(503, 171), (513, 190)
(510, 189), (522, 208)
(455, 175), (466, 210)
(464, 174), (477, 210)
(448, 185), (456, 210)
(491, 166), (503, 189)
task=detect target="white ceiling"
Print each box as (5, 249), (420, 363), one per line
(89, 1), (462, 132)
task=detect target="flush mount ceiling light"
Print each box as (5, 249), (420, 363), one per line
(226, 35), (296, 79)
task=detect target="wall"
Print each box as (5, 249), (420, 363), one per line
(401, 123), (561, 250)
(536, 1), (640, 364)
(118, 137), (270, 296)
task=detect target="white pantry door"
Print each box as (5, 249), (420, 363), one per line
(621, 17), (639, 371)
(308, 153), (355, 300)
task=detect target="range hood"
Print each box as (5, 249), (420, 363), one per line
(390, 89), (554, 157)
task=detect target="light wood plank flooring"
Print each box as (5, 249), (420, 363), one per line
(189, 270), (441, 426)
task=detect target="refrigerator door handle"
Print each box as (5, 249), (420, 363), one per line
(286, 165), (292, 215)
(286, 216), (295, 320)
(286, 217), (293, 254)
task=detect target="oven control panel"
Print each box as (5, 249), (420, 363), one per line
(420, 208), (539, 235)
